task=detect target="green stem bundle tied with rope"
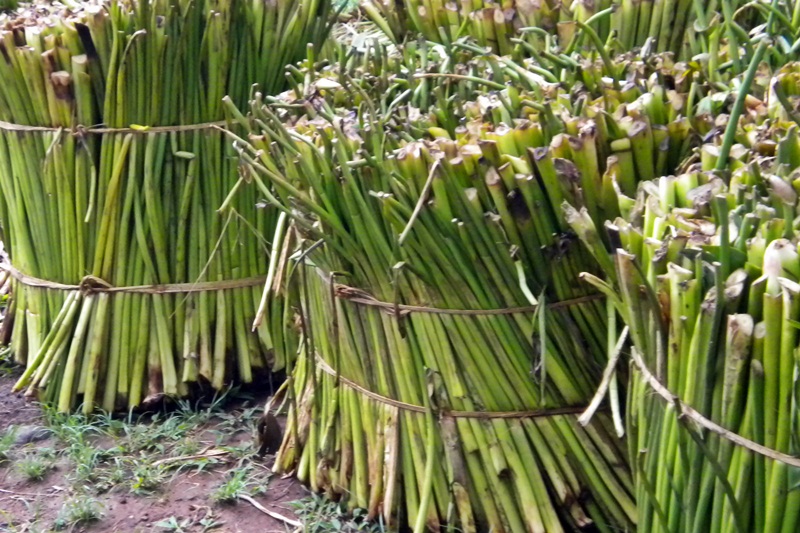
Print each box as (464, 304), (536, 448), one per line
(0, 0), (334, 412)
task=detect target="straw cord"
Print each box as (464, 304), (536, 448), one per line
(313, 273), (594, 417)
(332, 282), (605, 316)
(0, 262), (266, 295)
(315, 354), (589, 419)
(0, 119), (229, 135)
(331, 276), (800, 465)
(630, 347), (800, 468)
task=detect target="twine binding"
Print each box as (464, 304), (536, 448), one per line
(313, 273), (599, 418)
(315, 355), (589, 419)
(631, 347), (800, 468)
(325, 274), (800, 466)
(0, 119), (228, 135)
(332, 281), (605, 316)
(0, 262), (266, 295)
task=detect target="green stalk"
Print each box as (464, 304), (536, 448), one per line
(716, 38), (769, 171)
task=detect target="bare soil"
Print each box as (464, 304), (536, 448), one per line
(0, 365), (309, 533)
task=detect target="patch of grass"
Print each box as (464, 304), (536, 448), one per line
(43, 409), (103, 446)
(211, 468), (251, 503)
(198, 513), (224, 532)
(126, 413), (202, 454)
(154, 515), (193, 532)
(292, 495), (387, 532)
(118, 394), (236, 455)
(35, 394), (243, 496)
(154, 509), (224, 532)
(212, 404), (262, 439)
(16, 450), (55, 481)
(129, 459), (169, 495)
(217, 442), (253, 461)
(0, 343), (13, 369)
(210, 465), (268, 504)
(172, 436), (203, 457)
(105, 457), (128, 484)
(0, 426), (17, 463)
(89, 456), (128, 495)
(53, 495), (103, 531)
(65, 440), (114, 486)
(9, 387), (271, 516)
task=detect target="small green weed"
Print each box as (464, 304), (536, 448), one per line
(43, 409), (102, 446)
(198, 514), (224, 532)
(0, 345), (13, 376)
(66, 440), (113, 485)
(212, 404), (261, 438)
(155, 515), (193, 532)
(105, 457), (128, 484)
(36, 394), (240, 495)
(53, 495), (103, 530)
(211, 468), (250, 503)
(16, 451), (54, 481)
(172, 436), (202, 457)
(0, 427), (17, 462)
(292, 495), (387, 533)
(210, 466), (268, 504)
(5, 386), (274, 529)
(154, 509), (224, 532)
(130, 460), (169, 494)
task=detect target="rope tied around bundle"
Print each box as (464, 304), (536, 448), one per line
(315, 354), (591, 419)
(326, 276), (800, 467)
(308, 275), (608, 420)
(0, 119), (230, 136)
(0, 262), (267, 295)
(630, 347), (800, 469)
(332, 281), (606, 317)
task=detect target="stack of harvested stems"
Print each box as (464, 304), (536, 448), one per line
(362, 0), (784, 61)
(221, 37), (725, 530)
(0, 0), (332, 413)
(564, 46), (800, 533)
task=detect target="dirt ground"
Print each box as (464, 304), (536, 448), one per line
(0, 364), (311, 533)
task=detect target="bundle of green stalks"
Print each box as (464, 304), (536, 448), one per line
(0, 0), (333, 413)
(236, 107), (634, 533)
(218, 44), (723, 529)
(362, 0), (522, 53)
(565, 59), (800, 532)
(279, 14), (792, 139)
(362, 0), (800, 75)
(0, 0), (333, 126)
(363, 0), (655, 54)
(276, 38), (704, 225)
